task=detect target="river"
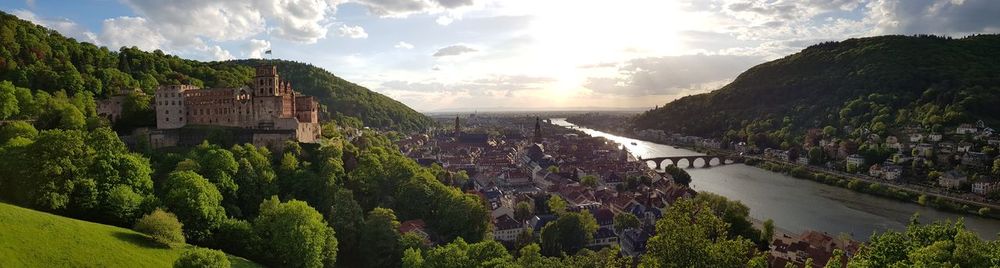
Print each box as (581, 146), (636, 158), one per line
(550, 118), (1000, 240)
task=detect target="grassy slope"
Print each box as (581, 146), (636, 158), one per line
(0, 202), (260, 268)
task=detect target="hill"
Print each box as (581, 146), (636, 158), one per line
(226, 59), (435, 131)
(0, 11), (433, 131)
(632, 35), (1000, 147)
(0, 202), (259, 267)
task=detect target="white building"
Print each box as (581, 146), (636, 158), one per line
(846, 154), (865, 170)
(956, 124), (978, 135)
(492, 214), (523, 242)
(972, 181), (1000, 196)
(882, 165), (903, 181)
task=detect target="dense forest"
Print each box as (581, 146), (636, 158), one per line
(632, 35), (1000, 147)
(0, 11), (433, 132)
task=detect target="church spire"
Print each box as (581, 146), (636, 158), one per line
(454, 116), (461, 137)
(533, 117), (542, 143)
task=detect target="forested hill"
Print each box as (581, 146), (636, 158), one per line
(0, 11), (433, 131)
(225, 59), (435, 131)
(632, 35), (1000, 145)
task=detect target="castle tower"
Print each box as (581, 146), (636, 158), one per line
(254, 65), (281, 96)
(533, 117), (542, 143)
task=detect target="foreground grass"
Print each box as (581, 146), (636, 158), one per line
(0, 202), (260, 267)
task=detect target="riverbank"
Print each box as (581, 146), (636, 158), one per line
(563, 121), (1000, 221)
(745, 157), (1000, 220)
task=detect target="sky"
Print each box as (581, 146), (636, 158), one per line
(4, 0), (1000, 112)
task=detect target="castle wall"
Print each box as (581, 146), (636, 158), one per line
(185, 88), (238, 127)
(155, 85), (196, 129)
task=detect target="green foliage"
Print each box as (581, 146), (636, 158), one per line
(161, 171), (226, 242)
(849, 215), (999, 267)
(664, 164), (692, 186)
(253, 196), (338, 268)
(0, 202), (259, 267)
(693, 192), (763, 246)
(633, 35), (1000, 139)
(515, 201), (534, 223)
(174, 248), (231, 268)
(546, 195), (567, 216)
(540, 211), (598, 256)
(0, 120), (37, 144)
(133, 208), (185, 247)
(580, 175), (598, 188)
(640, 198), (757, 268)
(0, 81), (18, 119)
(362, 207), (402, 268)
(613, 213), (640, 234)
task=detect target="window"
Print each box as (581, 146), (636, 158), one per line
(166, 118), (169, 122)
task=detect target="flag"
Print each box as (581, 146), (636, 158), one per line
(264, 49), (272, 55)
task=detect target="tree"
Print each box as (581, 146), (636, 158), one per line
(993, 158), (1000, 176)
(254, 196), (338, 268)
(664, 164), (692, 186)
(546, 195), (567, 216)
(580, 175), (598, 188)
(161, 171), (226, 241)
(825, 249), (844, 268)
(0, 120), (37, 144)
(808, 147), (825, 165)
(173, 248), (231, 268)
(514, 201), (534, 223)
(133, 208), (185, 248)
(0, 81), (18, 119)
(613, 213), (640, 234)
(328, 188), (364, 266)
(762, 219), (775, 246)
(540, 211), (598, 256)
(362, 207), (402, 268)
(641, 199), (757, 267)
(823, 126), (837, 138)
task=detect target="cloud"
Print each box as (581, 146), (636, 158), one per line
(99, 16), (167, 50)
(584, 54), (764, 96)
(868, 0), (1000, 34)
(436, 15), (454, 25)
(245, 39), (272, 58)
(433, 44), (477, 57)
(352, 0), (476, 17)
(395, 41), (415, 49)
(121, 0), (336, 44)
(337, 24), (369, 39)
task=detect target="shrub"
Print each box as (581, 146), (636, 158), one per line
(133, 208), (185, 247)
(174, 248), (231, 268)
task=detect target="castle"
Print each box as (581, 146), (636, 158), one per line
(146, 65), (321, 149)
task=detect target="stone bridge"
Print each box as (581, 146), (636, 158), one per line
(640, 155), (743, 170)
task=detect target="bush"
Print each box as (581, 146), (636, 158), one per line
(174, 248), (231, 268)
(133, 208), (185, 247)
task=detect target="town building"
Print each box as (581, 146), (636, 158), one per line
(148, 65), (321, 149)
(938, 171), (968, 189)
(972, 181), (999, 196)
(956, 124), (978, 134)
(96, 88), (144, 122)
(881, 165), (903, 181)
(961, 152), (990, 170)
(492, 214), (523, 242)
(846, 154), (865, 170)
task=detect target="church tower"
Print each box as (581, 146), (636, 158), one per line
(533, 117), (542, 143)
(454, 116), (461, 137)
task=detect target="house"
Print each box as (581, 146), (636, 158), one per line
(961, 152), (990, 170)
(928, 133), (943, 142)
(915, 143), (934, 157)
(939, 142), (956, 154)
(885, 136), (899, 145)
(938, 171), (968, 189)
(587, 227), (619, 248)
(399, 219), (431, 243)
(868, 164), (882, 177)
(956, 124), (978, 134)
(909, 133), (925, 142)
(846, 154), (865, 170)
(797, 156), (809, 165)
(881, 165), (903, 181)
(492, 214), (523, 242)
(972, 181), (1000, 196)
(620, 228), (650, 257)
(957, 142), (973, 153)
